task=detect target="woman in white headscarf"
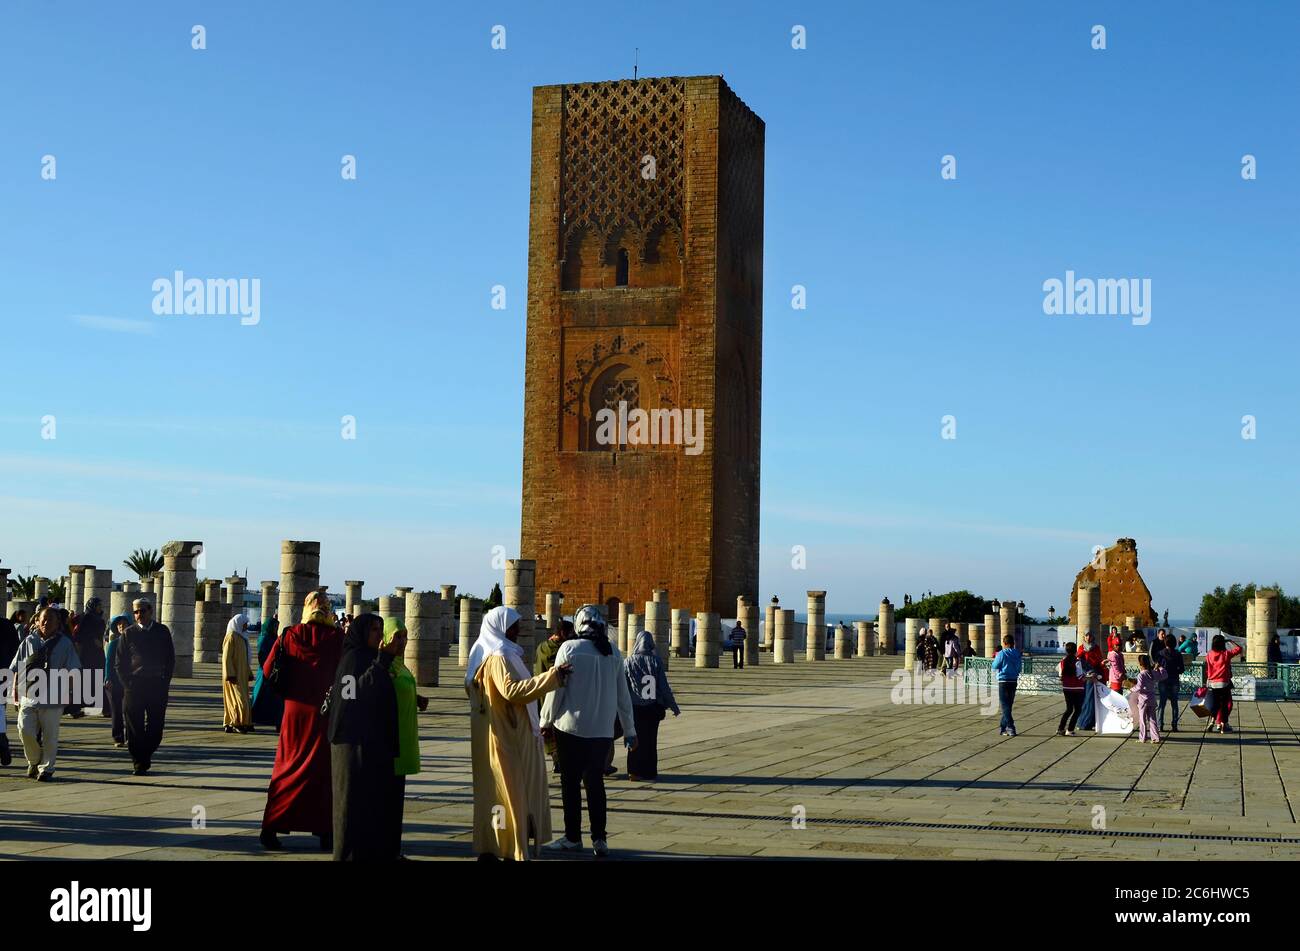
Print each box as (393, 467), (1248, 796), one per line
(466, 605), (570, 860)
(222, 614), (255, 733)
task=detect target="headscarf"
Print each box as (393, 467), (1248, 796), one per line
(574, 604), (612, 656)
(226, 614), (252, 640)
(382, 616), (412, 679)
(302, 590), (335, 627)
(466, 606), (540, 735)
(84, 597), (104, 618)
(465, 606), (521, 688)
(345, 612), (383, 653)
(624, 630), (662, 697)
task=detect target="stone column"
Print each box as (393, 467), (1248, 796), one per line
(806, 591), (826, 661)
(1125, 615), (1141, 640)
(162, 541), (202, 678)
(439, 585), (457, 656)
(278, 541), (320, 629)
(226, 575), (246, 622)
(904, 617), (920, 670)
(0, 568), (9, 621)
(773, 609), (795, 664)
(970, 623), (983, 657)
(260, 581), (278, 625)
(1245, 599), (1255, 658)
(671, 608), (690, 659)
(504, 559), (536, 666)
(737, 595), (759, 667)
(67, 566), (90, 612)
(999, 601), (1017, 654)
(834, 624), (852, 659)
(394, 586), (413, 600)
(954, 621), (969, 655)
(59, 575), (69, 601)
(764, 600), (778, 651)
(111, 581), (139, 620)
(617, 602), (630, 655)
(405, 591), (440, 686)
(1076, 582), (1099, 654)
(878, 600), (895, 654)
(379, 595), (405, 627)
(86, 568), (112, 614)
(1253, 589), (1278, 666)
(344, 580), (364, 617)
(34, 576), (51, 602)
(856, 620), (874, 656)
(151, 571), (165, 616)
(195, 580), (225, 663)
(459, 596), (483, 667)
(983, 613), (1000, 658)
(929, 618), (946, 652)
(626, 612), (644, 650)
(695, 612), (721, 668)
(647, 589), (672, 669)
(139, 577), (154, 599)
(544, 591), (563, 636)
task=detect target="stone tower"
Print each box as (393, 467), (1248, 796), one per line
(521, 75), (764, 618)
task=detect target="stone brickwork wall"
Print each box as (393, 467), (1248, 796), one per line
(521, 75), (764, 618)
(1069, 537), (1158, 628)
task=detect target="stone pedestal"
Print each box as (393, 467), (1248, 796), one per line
(162, 542), (202, 678)
(151, 572), (165, 617)
(999, 601), (1017, 653)
(647, 589), (672, 670)
(379, 595), (406, 627)
(929, 618), (946, 652)
(905, 617), (920, 670)
(504, 559), (536, 666)
(86, 568), (112, 614)
(544, 591), (563, 636)
(278, 541), (321, 629)
(33, 577), (50, 603)
(1125, 615), (1141, 640)
(626, 613), (644, 652)
(1245, 599), (1256, 658)
(111, 582), (139, 620)
(459, 597), (482, 667)
(671, 608), (690, 659)
(344, 580), (364, 617)
(195, 590), (226, 663)
(773, 609), (795, 664)
(969, 623), (983, 657)
(983, 613), (999, 659)
(139, 578), (154, 599)
(260, 581), (278, 625)
(806, 591), (826, 661)
(1253, 590), (1278, 665)
(405, 591), (440, 686)
(737, 595), (759, 667)
(954, 621), (969, 655)
(226, 576), (246, 623)
(856, 620), (874, 657)
(694, 612), (721, 668)
(878, 600), (895, 654)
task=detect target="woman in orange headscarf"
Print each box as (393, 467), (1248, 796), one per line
(260, 590), (344, 851)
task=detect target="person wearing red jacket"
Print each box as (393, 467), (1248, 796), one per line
(1204, 634), (1243, 734)
(1056, 643), (1087, 736)
(1106, 626), (1122, 655)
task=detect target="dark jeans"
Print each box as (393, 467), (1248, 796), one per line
(106, 682), (125, 743)
(998, 681), (1017, 734)
(626, 705), (663, 779)
(123, 677), (169, 767)
(732, 645), (744, 669)
(1158, 680), (1180, 730)
(555, 729), (613, 843)
(1059, 690), (1083, 732)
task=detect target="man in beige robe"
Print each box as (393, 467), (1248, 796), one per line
(466, 606), (567, 860)
(222, 615), (254, 732)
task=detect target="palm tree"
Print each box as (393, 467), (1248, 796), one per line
(123, 548), (164, 580)
(8, 574), (36, 600)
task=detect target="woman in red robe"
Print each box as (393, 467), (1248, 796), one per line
(260, 590), (343, 851)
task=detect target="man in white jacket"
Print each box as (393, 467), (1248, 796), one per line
(541, 605), (637, 857)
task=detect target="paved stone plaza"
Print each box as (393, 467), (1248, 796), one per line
(3, 655), (1299, 860)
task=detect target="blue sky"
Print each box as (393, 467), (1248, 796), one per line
(0, 1), (1295, 618)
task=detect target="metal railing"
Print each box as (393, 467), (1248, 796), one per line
(962, 656), (1300, 700)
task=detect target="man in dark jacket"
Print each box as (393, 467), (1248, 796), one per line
(113, 598), (175, 775)
(1155, 628), (1184, 733)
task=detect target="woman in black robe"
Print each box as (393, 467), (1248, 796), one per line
(328, 612), (402, 861)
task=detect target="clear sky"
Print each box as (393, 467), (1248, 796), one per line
(1, 1), (1295, 618)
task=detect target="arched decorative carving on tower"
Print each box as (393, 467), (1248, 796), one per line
(560, 333), (678, 452)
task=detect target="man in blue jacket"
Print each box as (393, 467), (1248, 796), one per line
(991, 633), (1022, 737)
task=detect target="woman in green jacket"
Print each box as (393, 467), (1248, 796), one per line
(381, 617), (427, 858)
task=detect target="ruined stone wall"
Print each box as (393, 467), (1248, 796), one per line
(1068, 537), (1157, 627)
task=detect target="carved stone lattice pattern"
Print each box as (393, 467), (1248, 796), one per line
(602, 377), (640, 411)
(562, 333), (676, 417)
(561, 78), (685, 258)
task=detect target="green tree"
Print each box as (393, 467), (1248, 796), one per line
(894, 590), (993, 624)
(123, 548), (164, 580)
(1195, 583), (1300, 636)
(484, 583), (503, 610)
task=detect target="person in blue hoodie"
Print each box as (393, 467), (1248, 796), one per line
(104, 614), (130, 747)
(991, 633), (1022, 737)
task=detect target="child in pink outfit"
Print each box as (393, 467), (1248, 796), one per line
(1134, 655), (1167, 742)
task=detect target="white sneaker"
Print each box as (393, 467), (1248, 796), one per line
(1064, 730), (1075, 736)
(593, 838), (609, 857)
(543, 837), (582, 853)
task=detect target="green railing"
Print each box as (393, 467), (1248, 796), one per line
(962, 656), (1300, 700)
